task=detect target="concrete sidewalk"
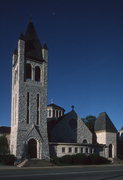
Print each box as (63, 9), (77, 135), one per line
(0, 163), (123, 170)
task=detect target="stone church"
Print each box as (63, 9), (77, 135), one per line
(2, 20), (118, 161)
(10, 21), (49, 160)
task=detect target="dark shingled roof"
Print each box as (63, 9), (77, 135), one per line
(24, 21), (44, 62)
(47, 110), (77, 142)
(95, 112), (117, 133)
(0, 126), (11, 134)
(47, 103), (65, 111)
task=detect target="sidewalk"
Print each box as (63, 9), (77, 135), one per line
(0, 163), (123, 170)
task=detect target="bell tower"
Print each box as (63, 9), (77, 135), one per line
(10, 20), (49, 160)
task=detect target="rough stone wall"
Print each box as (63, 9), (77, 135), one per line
(10, 39), (49, 160)
(49, 144), (95, 157)
(77, 116), (92, 144)
(50, 111), (92, 144)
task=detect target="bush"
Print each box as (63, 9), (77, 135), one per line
(60, 155), (73, 164)
(0, 154), (16, 165)
(0, 136), (9, 155)
(72, 153), (90, 164)
(52, 153), (111, 165)
(89, 154), (111, 164)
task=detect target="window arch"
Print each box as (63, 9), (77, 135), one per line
(35, 66), (40, 81)
(26, 63), (32, 80)
(83, 139), (87, 144)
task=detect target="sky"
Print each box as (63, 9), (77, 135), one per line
(0, 0), (123, 130)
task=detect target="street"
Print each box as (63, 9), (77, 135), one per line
(0, 165), (123, 180)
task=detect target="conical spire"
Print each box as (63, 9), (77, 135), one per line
(24, 20), (43, 61)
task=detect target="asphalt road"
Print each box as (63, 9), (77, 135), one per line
(0, 165), (123, 180)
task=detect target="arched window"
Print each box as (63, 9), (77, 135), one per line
(83, 139), (87, 144)
(35, 66), (40, 81)
(26, 63), (32, 80)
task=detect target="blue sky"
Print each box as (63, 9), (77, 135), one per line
(0, 0), (123, 130)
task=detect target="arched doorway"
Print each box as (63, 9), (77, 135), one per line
(28, 139), (37, 158)
(109, 144), (112, 158)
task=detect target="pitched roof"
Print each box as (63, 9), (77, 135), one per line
(0, 126), (11, 134)
(24, 21), (44, 62)
(47, 110), (77, 142)
(95, 112), (117, 133)
(47, 103), (65, 111)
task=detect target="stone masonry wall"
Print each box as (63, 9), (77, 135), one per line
(10, 39), (49, 160)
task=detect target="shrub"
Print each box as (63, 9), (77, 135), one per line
(89, 153), (111, 164)
(0, 154), (16, 165)
(52, 153), (111, 165)
(60, 155), (73, 164)
(72, 153), (90, 164)
(0, 136), (9, 155)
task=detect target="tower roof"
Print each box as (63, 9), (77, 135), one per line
(95, 112), (117, 133)
(24, 21), (43, 62)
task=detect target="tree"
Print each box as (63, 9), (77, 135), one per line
(84, 115), (96, 133)
(0, 136), (9, 155)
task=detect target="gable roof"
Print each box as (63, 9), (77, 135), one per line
(95, 112), (117, 133)
(26, 125), (43, 141)
(47, 110), (77, 142)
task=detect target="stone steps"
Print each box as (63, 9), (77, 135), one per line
(17, 159), (28, 168)
(113, 158), (123, 164)
(23, 159), (53, 167)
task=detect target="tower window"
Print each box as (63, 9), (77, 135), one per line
(35, 66), (40, 81)
(26, 63), (32, 80)
(37, 94), (40, 125)
(27, 92), (29, 124)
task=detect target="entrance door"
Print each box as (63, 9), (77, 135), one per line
(28, 139), (37, 158)
(109, 144), (112, 158)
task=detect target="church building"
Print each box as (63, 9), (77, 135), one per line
(4, 20), (118, 161)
